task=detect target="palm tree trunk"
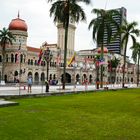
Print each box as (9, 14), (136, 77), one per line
(122, 39), (128, 88)
(62, 16), (69, 90)
(1, 44), (5, 82)
(96, 64), (99, 89)
(100, 43), (104, 88)
(137, 55), (140, 87)
(100, 23), (105, 88)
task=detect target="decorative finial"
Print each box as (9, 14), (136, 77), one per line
(17, 10), (20, 18)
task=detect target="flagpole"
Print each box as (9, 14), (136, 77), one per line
(105, 0), (109, 9)
(19, 41), (21, 95)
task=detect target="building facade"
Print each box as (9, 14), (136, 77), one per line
(0, 13), (137, 86)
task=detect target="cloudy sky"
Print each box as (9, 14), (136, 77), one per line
(0, 0), (140, 57)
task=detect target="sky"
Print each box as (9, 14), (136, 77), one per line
(0, 0), (140, 58)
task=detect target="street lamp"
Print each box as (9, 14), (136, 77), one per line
(79, 62), (83, 84)
(44, 47), (53, 81)
(73, 62), (77, 90)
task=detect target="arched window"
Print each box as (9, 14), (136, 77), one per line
(20, 54), (23, 63)
(0, 55), (2, 62)
(49, 74), (52, 80)
(15, 54), (18, 63)
(34, 72), (39, 84)
(53, 74), (56, 80)
(11, 54), (14, 63)
(131, 78), (133, 83)
(117, 77), (119, 82)
(28, 59), (30, 65)
(14, 71), (18, 76)
(31, 59), (33, 65)
(54, 62), (56, 67)
(34, 60), (37, 65)
(41, 72), (45, 81)
(6, 54), (8, 62)
(23, 54), (26, 63)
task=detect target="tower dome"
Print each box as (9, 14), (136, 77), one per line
(9, 13), (28, 31)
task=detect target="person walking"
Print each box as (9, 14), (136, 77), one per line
(45, 80), (49, 92)
(27, 75), (33, 93)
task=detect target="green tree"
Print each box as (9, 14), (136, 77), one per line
(48, 0), (90, 89)
(131, 42), (140, 86)
(120, 21), (140, 88)
(94, 54), (100, 89)
(0, 27), (15, 82)
(108, 57), (120, 83)
(88, 8), (119, 88)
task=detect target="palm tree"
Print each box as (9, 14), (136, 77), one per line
(120, 21), (140, 88)
(0, 27), (15, 83)
(88, 8), (120, 88)
(94, 54), (100, 89)
(131, 42), (140, 86)
(108, 57), (120, 84)
(48, 0), (91, 89)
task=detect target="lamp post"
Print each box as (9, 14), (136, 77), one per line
(57, 47), (61, 89)
(44, 47), (53, 81)
(73, 62), (77, 90)
(79, 62), (83, 85)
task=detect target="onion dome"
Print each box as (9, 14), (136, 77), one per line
(97, 47), (108, 53)
(9, 12), (27, 31)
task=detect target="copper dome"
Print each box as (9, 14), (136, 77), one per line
(97, 47), (108, 53)
(9, 15), (28, 31)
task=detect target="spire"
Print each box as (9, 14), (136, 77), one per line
(17, 10), (20, 18)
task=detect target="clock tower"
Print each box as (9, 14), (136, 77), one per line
(57, 18), (76, 58)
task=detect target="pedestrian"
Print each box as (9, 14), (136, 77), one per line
(27, 75), (33, 93)
(45, 80), (49, 92)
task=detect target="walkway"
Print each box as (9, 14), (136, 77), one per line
(0, 84), (138, 107)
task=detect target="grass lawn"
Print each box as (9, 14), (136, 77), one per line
(0, 89), (140, 140)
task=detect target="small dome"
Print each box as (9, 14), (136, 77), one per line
(9, 14), (27, 31)
(97, 47), (108, 53)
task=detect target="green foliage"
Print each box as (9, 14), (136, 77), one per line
(119, 21), (140, 87)
(88, 8), (120, 45)
(88, 8), (120, 88)
(109, 57), (120, 68)
(0, 27), (15, 46)
(131, 42), (140, 64)
(0, 89), (140, 140)
(0, 27), (15, 81)
(49, 0), (90, 27)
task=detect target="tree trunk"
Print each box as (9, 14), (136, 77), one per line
(1, 44), (5, 82)
(137, 55), (140, 87)
(122, 39), (128, 88)
(62, 16), (69, 90)
(100, 27), (104, 88)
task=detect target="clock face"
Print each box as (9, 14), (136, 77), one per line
(70, 17), (74, 24)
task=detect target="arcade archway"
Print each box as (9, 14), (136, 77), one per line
(61, 73), (71, 83)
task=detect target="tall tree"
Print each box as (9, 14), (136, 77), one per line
(0, 27), (15, 82)
(120, 21), (140, 88)
(88, 8), (120, 88)
(108, 57), (120, 83)
(131, 42), (140, 86)
(48, 0), (91, 89)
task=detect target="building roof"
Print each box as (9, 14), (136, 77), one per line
(27, 46), (40, 53)
(9, 13), (28, 31)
